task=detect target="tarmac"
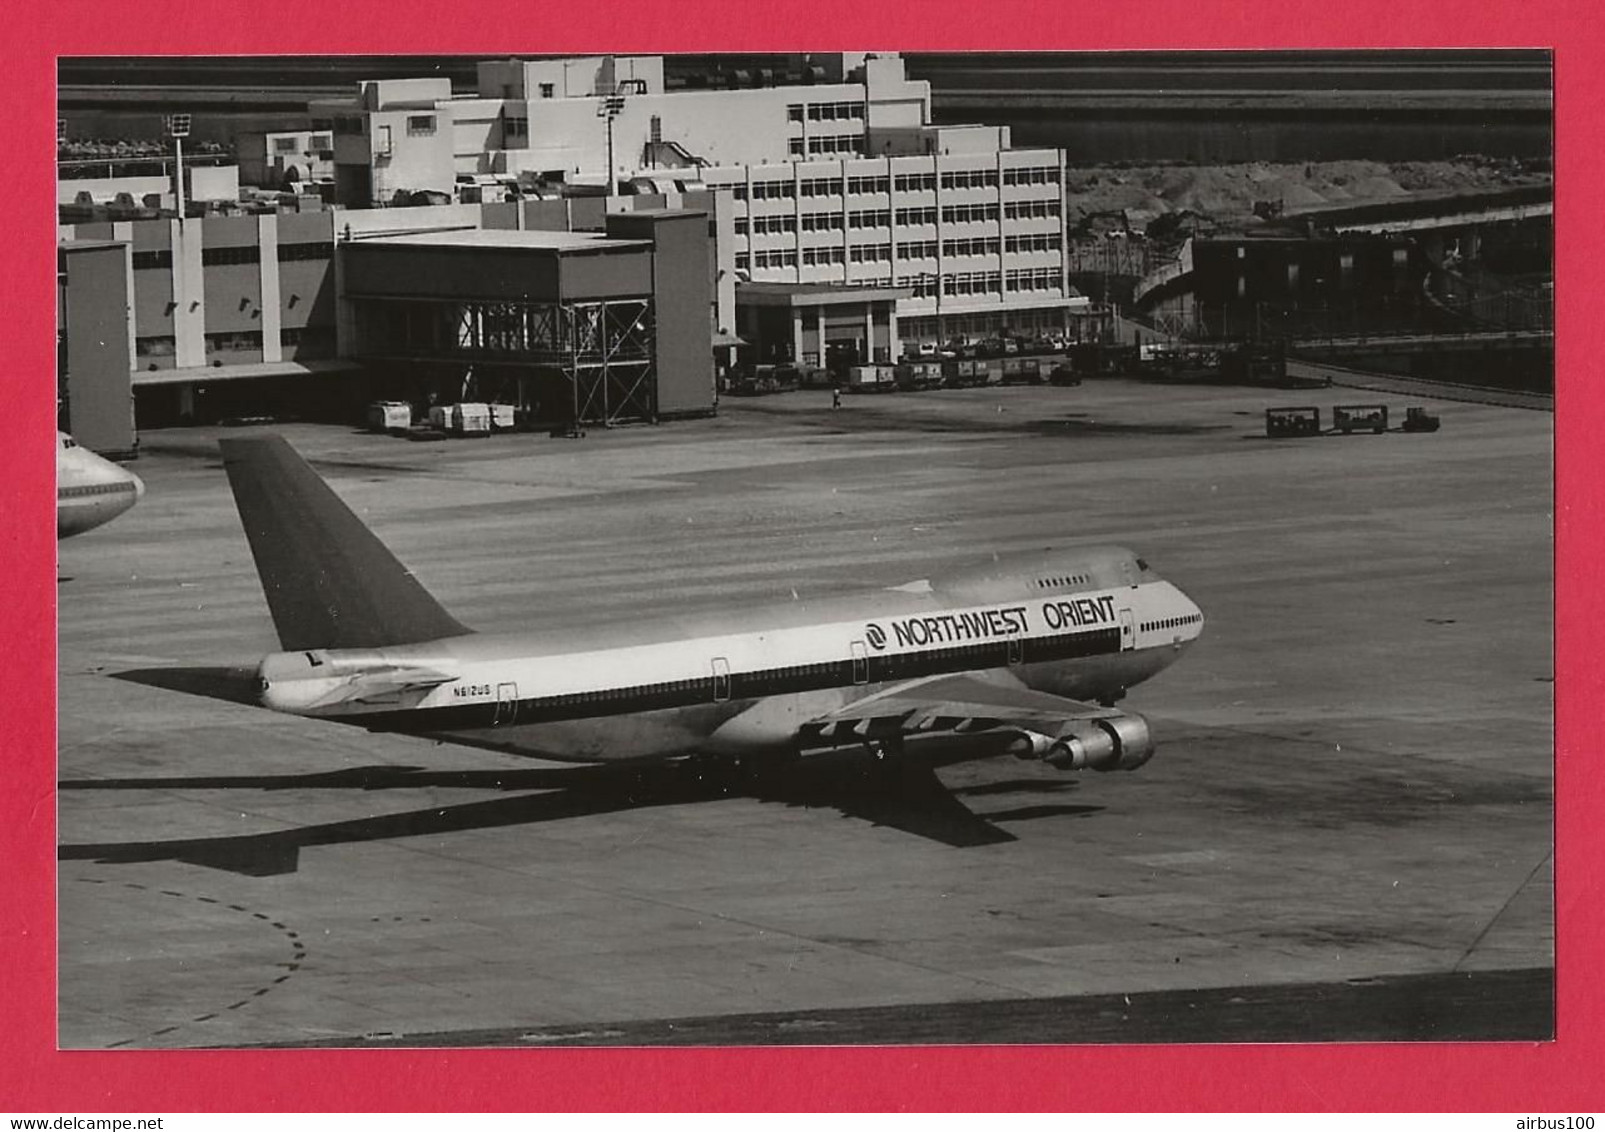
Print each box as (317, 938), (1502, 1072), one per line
(56, 377), (1554, 1048)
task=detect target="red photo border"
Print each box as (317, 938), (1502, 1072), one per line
(6, 0), (1596, 1111)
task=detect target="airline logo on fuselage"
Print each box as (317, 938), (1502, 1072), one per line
(870, 595), (1119, 652)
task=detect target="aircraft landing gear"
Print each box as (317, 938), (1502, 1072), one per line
(868, 735), (905, 763)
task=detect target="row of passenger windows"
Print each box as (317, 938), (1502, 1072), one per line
(1036, 575), (1091, 589)
(1141, 613), (1202, 633)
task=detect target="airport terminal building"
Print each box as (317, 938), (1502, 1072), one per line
(56, 52), (1084, 447)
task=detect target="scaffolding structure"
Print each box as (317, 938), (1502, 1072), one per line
(352, 294), (658, 426)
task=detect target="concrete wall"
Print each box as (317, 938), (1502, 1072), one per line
(367, 107), (456, 202)
(607, 211), (714, 416)
(59, 243), (135, 453)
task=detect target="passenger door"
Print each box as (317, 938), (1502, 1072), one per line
(712, 656), (731, 702)
(1119, 609), (1135, 651)
(851, 640), (869, 685)
(494, 682), (519, 726)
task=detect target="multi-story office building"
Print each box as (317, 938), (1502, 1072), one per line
(305, 53), (1081, 361)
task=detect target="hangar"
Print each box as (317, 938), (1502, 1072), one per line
(343, 211), (713, 427)
(56, 204), (717, 441)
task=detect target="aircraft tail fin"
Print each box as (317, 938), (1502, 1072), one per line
(220, 434), (473, 651)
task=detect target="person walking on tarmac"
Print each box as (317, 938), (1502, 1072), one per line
(832, 384), (843, 410)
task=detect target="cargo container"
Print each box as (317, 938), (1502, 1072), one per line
(1002, 358), (1042, 385)
(1266, 406), (1321, 438)
(845, 365), (896, 393)
(367, 401), (413, 436)
(896, 362), (944, 391)
(489, 403), (518, 431)
(429, 402), (493, 436)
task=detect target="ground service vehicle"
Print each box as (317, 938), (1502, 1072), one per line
(1266, 407), (1322, 438)
(1333, 404), (1389, 435)
(1402, 407), (1442, 433)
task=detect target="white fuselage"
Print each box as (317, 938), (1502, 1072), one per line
(257, 548), (1204, 764)
(57, 432), (143, 539)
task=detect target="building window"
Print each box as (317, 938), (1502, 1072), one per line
(407, 115), (437, 137)
(939, 168), (999, 190)
(788, 137), (805, 156)
(277, 242), (334, 261)
(135, 335), (176, 359)
(309, 134), (332, 152)
(1001, 199), (1059, 221)
(503, 115), (528, 143)
(280, 326), (335, 355)
(942, 237), (1000, 257)
(539, 82), (555, 99)
(204, 330), (264, 353)
(131, 249), (172, 271)
(734, 218), (749, 235)
(274, 137), (300, 154)
(201, 245), (261, 266)
(787, 104), (804, 123)
(801, 178), (844, 198)
(1004, 233), (1063, 253)
(333, 116), (365, 135)
(735, 253), (750, 271)
(942, 203), (1000, 224)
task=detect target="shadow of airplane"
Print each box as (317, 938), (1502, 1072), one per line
(58, 753), (1035, 876)
(112, 665), (261, 707)
(72, 667), (1107, 876)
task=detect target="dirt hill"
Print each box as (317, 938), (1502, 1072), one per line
(1065, 157), (1550, 231)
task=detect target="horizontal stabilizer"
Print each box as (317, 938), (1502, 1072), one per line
(221, 435), (473, 651)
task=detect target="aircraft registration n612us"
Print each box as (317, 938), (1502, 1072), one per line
(222, 435), (1204, 778)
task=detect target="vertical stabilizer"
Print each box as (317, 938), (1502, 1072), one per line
(220, 435), (473, 650)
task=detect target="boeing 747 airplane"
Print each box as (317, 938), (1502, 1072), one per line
(57, 431), (143, 538)
(221, 435), (1204, 776)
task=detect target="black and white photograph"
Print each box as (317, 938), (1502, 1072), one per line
(55, 50), (1554, 1049)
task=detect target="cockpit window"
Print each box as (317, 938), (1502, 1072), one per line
(1135, 558), (1150, 572)
(61, 437), (77, 449)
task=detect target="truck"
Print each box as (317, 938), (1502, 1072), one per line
(1402, 406), (1442, 433)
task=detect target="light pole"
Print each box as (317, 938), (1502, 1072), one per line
(597, 94), (624, 192)
(165, 113), (191, 221)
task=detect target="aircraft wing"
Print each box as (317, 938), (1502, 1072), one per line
(797, 671), (1152, 771)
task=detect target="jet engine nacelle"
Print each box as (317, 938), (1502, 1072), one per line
(1043, 714), (1155, 772)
